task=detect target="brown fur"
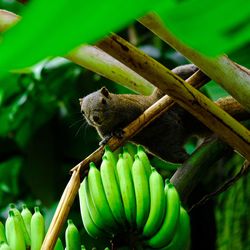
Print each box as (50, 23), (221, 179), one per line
(80, 64), (206, 163)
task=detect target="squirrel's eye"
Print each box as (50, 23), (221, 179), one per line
(101, 98), (107, 105)
(81, 110), (85, 116)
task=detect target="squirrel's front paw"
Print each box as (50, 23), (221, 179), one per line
(99, 129), (125, 145)
(99, 135), (112, 146)
(112, 128), (124, 139)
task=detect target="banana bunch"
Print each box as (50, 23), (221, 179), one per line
(0, 203), (111, 250)
(78, 145), (191, 249)
(0, 204), (64, 250)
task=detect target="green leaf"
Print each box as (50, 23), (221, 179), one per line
(215, 155), (250, 249)
(159, 0), (250, 56)
(0, 0), (166, 75)
(0, 0), (24, 14)
(0, 92), (31, 136)
(0, 157), (22, 195)
(201, 81), (229, 101)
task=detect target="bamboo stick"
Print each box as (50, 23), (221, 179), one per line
(97, 34), (250, 161)
(139, 13), (250, 111)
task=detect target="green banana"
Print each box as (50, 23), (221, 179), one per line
(5, 210), (26, 250)
(150, 156), (179, 172)
(116, 153), (136, 227)
(145, 180), (180, 248)
(122, 147), (133, 169)
(103, 145), (117, 168)
(142, 168), (165, 237)
(78, 177), (110, 239)
(132, 155), (150, 231)
(123, 142), (137, 158)
(0, 242), (11, 250)
(137, 145), (152, 179)
(88, 162), (118, 231)
(54, 238), (64, 250)
(9, 203), (31, 247)
(81, 177), (109, 233)
(30, 207), (45, 250)
(103, 145), (119, 181)
(158, 207), (191, 250)
(21, 204), (32, 238)
(100, 155), (126, 227)
(0, 221), (7, 244)
(65, 219), (81, 250)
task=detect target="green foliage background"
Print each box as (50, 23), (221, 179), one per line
(0, 0), (249, 249)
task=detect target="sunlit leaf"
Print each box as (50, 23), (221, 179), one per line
(159, 0), (250, 56)
(0, 0), (166, 75)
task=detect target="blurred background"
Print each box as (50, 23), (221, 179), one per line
(0, 0), (249, 249)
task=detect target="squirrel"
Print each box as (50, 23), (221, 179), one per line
(79, 64), (207, 163)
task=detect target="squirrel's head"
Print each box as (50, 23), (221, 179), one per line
(80, 87), (113, 127)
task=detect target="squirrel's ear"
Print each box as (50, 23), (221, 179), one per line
(100, 87), (110, 98)
(79, 98), (83, 106)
